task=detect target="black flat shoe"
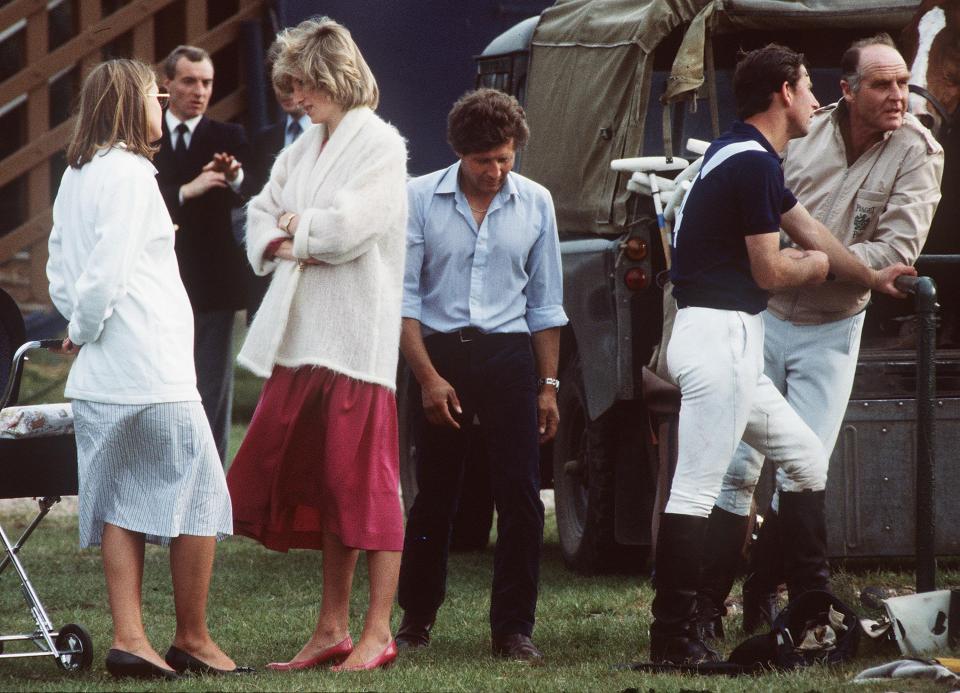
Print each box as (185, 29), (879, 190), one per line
(105, 649), (181, 680)
(164, 645), (256, 675)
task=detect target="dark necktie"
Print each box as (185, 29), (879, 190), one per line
(287, 119), (302, 143)
(174, 123), (189, 157)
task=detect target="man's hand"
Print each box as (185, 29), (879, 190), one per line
(873, 263), (918, 298)
(798, 249), (830, 285)
(421, 376), (462, 429)
(48, 338), (80, 355)
(180, 170), (227, 201)
(538, 389), (559, 444)
(203, 152), (241, 181)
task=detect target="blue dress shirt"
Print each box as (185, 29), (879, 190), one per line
(403, 161), (568, 335)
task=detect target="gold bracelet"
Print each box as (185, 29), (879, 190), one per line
(280, 213), (296, 234)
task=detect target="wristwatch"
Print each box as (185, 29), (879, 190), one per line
(538, 377), (560, 392)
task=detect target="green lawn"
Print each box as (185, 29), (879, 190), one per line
(4, 337), (958, 690)
(1, 503), (957, 691)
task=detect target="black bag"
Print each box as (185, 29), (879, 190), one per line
(729, 590), (861, 670)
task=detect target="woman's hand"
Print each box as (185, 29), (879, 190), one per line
(277, 211), (300, 236)
(48, 338), (81, 355)
(273, 239), (320, 265)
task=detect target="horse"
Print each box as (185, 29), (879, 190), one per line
(901, 0), (960, 345)
(903, 0), (960, 137)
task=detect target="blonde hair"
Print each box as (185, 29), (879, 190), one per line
(66, 59), (159, 168)
(271, 17), (379, 110)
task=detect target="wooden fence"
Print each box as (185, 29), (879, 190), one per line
(0, 0), (267, 313)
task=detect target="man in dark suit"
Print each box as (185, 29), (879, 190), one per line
(155, 45), (249, 462)
(242, 83), (311, 321)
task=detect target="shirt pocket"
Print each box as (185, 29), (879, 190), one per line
(850, 189), (888, 241)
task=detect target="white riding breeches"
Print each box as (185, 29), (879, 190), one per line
(665, 306), (828, 518)
(714, 310), (865, 516)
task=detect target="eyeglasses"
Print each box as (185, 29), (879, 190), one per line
(146, 91), (170, 106)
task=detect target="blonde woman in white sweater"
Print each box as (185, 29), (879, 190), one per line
(46, 59), (246, 679)
(226, 18), (407, 672)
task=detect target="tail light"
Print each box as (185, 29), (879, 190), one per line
(624, 267), (649, 291)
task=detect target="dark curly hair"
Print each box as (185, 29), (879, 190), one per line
(734, 43), (806, 120)
(447, 88), (529, 155)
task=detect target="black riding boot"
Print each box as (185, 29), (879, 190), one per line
(742, 506), (785, 633)
(779, 490), (830, 601)
(650, 513), (720, 664)
(695, 506), (750, 642)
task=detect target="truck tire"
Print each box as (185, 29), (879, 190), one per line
(397, 364), (494, 551)
(553, 356), (644, 573)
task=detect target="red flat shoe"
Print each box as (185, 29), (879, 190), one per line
(266, 636), (353, 671)
(331, 640), (398, 672)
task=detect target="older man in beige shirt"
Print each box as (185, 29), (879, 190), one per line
(694, 34), (944, 641)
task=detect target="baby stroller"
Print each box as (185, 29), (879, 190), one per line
(0, 287), (92, 672)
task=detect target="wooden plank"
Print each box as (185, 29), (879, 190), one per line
(207, 87), (247, 122)
(0, 3), (264, 188)
(0, 0), (45, 35)
(132, 15), (156, 63)
(185, 0), (207, 42)
(25, 8), (50, 304)
(0, 0), (179, 107)
(0, 210), (52, 260)
(0, 118), (73, 190)
(78, 0), (101, 78)
(189, 1), (264, 56)
(28, 240), (49, 303)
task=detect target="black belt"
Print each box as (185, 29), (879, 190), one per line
(453, 327), (484, 342)
(426, 327), (487, 344)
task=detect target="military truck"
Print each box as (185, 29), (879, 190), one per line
(400, 0), (960, 571)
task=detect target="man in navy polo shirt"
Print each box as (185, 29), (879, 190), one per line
(650, 44), (916, 665)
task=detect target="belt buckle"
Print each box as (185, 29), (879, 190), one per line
(457, 327), (483, 344)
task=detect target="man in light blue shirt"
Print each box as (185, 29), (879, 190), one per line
(395, 89), (567, 664)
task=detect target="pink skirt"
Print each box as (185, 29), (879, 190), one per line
(226, 365), (404, 552)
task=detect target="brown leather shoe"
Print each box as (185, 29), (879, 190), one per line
(491, 634), (544, 664)
(395, 611), (434, 649)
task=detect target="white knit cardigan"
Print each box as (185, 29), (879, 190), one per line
(238, 107), (408, 389)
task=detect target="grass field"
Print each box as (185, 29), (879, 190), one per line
(3, 344), (957, 691)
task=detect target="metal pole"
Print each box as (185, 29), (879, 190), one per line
(894, 274), (938, 592)
(914, 277), (938, 593)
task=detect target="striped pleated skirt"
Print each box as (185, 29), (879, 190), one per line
(72, 399), (232, 548)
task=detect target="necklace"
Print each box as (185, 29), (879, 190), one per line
(469, 205), (488, 215)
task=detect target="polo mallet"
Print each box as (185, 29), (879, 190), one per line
(612, 138), (709, 268)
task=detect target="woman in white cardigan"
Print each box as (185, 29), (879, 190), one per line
(226, 17), (407, 672)
(46, 59), (243, 679)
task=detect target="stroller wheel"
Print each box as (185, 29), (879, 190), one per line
(55, 623), (93, 672)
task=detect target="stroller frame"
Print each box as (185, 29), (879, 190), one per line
(0, 289), (92, 673)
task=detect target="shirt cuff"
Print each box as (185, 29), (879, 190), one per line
(401, 299), (422, 321)
(526, 305), (569, 333)
(229, 168), (244, 192)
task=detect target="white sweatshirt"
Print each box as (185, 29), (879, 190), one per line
(46, 146), (200, 404)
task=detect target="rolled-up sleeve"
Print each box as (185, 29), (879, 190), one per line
(524, 192), (568, 333)
(848, 144), (944, 268)
(402, 185), (425, 320)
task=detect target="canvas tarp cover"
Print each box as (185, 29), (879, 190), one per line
(523, 0), (920, 236)
(716, 0), (919, 30)
(523, 0), (709, 236)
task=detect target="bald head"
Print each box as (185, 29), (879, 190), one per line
(842, 42), (910, 136)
